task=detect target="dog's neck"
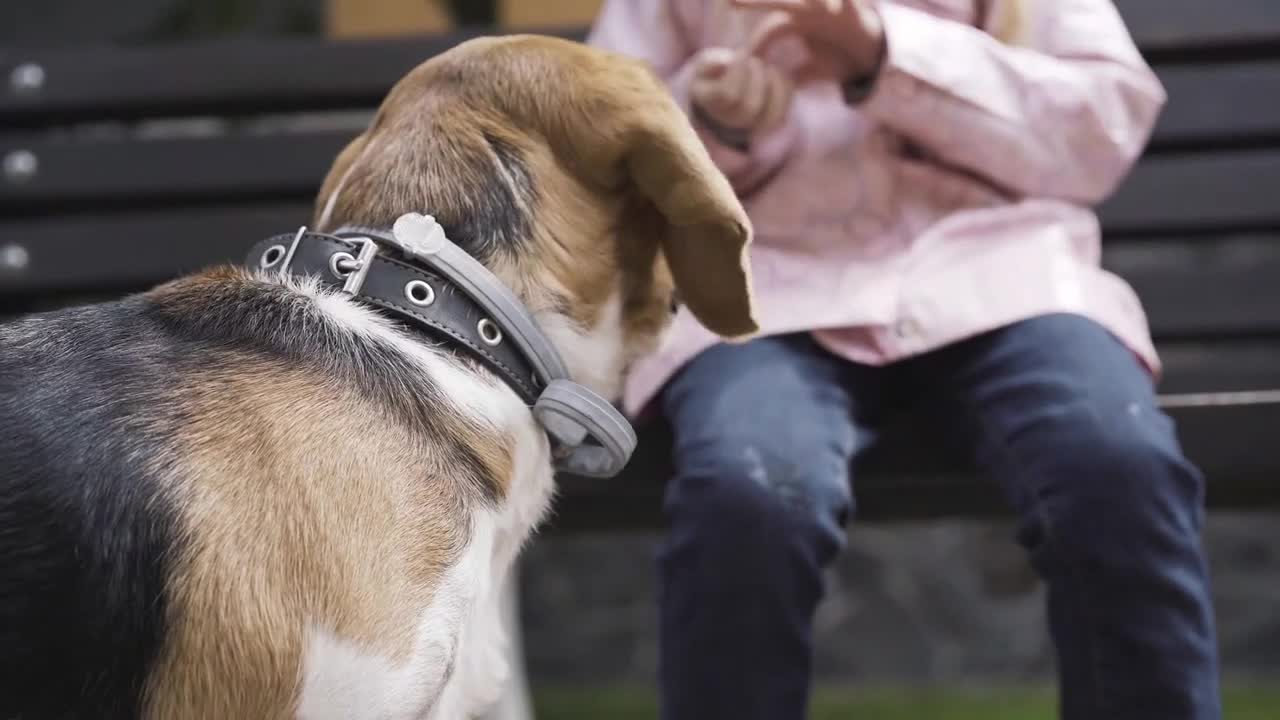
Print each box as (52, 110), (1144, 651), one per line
(328, 222), (626, 403)
(247, 218), (636, 477)
(324, 224), (552, 406)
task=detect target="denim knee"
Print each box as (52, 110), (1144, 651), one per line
(1015, 404), (1206, 570)
(666, 431), (853, 558)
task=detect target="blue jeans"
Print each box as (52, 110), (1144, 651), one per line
(657, 314), (1220, 720)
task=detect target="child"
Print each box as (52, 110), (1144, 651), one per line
(587, 2), (1221, 719)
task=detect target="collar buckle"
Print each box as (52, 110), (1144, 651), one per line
(331, 237), (380, 295)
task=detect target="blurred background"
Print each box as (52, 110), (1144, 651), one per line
(2, 1), (1280, 718)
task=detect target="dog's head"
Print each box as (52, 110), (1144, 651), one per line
(313, 34), (758, 401)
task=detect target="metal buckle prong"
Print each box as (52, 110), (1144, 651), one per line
(278, 225), (307, 275)
(338, 237), (379, 295)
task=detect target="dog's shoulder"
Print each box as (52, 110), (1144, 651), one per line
(145, 266), (524, 498)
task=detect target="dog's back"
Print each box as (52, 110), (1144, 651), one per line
(1, 298), (183, 719)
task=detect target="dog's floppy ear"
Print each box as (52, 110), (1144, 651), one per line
(624, 110), (760, 340)
(313, 131), (371, 231)
(555, 50), (759, 340)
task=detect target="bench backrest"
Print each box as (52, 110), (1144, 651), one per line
(2, 1), (1279, 525)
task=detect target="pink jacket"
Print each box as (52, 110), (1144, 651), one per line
(586, 0), (1167, 419)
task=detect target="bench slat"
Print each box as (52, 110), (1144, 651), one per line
(1115, 0), (1280, 55)
(0, 203), (311, 294)
(6, 56), (1280, 210)
(1099, 150), (1280, 234)
(1152, 61), (1280, 148)
(6, 207), (1280, 341)
(4, 0), (1280, 127)
(1104, 235), (1280, 338)
(0, 29), (577, 127)
(0, 130), (354, 213)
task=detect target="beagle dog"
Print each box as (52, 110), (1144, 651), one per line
(0, 34), (757, 719)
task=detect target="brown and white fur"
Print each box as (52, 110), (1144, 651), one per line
(0, 34), (757, 719)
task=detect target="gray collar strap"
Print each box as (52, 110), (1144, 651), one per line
(244, 213), (637, 478)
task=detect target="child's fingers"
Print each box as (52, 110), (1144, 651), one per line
(744, 10), (800, 59)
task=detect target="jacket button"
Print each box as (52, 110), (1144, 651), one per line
(894, 317), (920, 338)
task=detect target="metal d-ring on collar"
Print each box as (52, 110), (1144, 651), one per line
(246, 214), (637, 479)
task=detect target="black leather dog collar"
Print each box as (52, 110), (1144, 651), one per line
(244, 230), (543, 405)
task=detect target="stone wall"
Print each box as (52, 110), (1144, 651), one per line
(518, 512), (1280, 684)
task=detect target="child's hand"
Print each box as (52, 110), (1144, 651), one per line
(689, 46), (795, 133)
(736, 0), (886, 85)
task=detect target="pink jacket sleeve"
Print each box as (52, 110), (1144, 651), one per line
(859, 0), (1167, 204)
(586, 0), (802, 195)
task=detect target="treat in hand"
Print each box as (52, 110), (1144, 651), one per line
(689, 46), (796, 134)
(735, 0), (887, 85)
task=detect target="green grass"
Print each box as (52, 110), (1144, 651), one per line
(532, 683), (1280, 719)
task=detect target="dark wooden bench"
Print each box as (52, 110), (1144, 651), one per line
(4, 0), (1280, 535)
